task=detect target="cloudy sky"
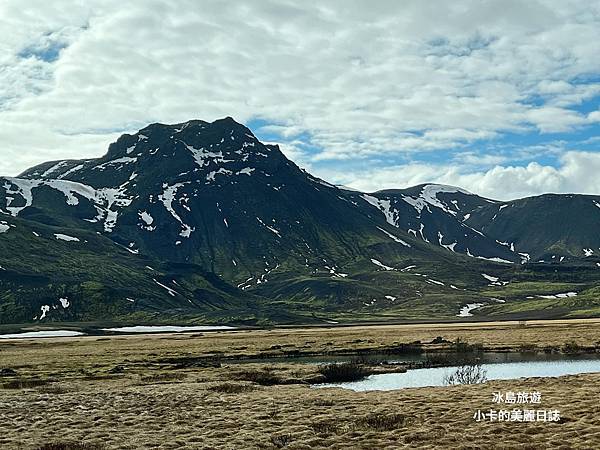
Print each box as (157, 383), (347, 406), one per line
(1, 0), (600, 199)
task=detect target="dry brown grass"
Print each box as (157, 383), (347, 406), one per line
(1, 372), (598, 449)
(0, 320), (599, 449)
(36, 443), (106, 450)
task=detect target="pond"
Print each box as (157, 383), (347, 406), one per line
(100, 325), (236, 333)
(316, 355), (600, 391)
(0, 330), (85, 339)
(0, 325), (237, 339)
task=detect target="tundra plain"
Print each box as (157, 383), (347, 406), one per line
(1, 319), (600, 449)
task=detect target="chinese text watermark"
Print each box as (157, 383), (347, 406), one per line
(473, 391), (560, 423)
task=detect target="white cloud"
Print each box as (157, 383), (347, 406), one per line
(316, 151), (600, 200)
(0, 0), (597, 197)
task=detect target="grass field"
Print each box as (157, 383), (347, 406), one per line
(1, 320), (600, 449)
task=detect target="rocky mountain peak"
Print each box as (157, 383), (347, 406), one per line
(105, 117), (263, 161)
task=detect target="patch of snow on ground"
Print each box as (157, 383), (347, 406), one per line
(538, 292), (577, 299)
(418, 223), (429, 242)
(93, 157), (137, 171)
(371, 259), (394, 271)
(54, 233), (80, 242)
(39, 305), (50, 320)
(476, 256), (513, 264)
(418, 184), (471, 216)
(207, 168), (233, 181)
(185, 144), (226, 167)
(361, 195), (398, 226)
(159, 183), (194, 238)
(57, 164), (84, 179)
(377, 227), (410, 247)
(438, 232), (457, 252)
(401, 195), (428, 216)
(519, 253), (531, 264)
(2, 178), (38, 216)
(139, 211), (154, 225)
(40, 161), (69, 178)
(457, 303), (485, 317)
(481, 273), (499, 282)
(256, 217), (281, 237)
(153, 279), (179, 297)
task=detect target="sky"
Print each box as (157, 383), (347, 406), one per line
(1, 0), (599, 200)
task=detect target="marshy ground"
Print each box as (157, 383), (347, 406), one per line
(1, 319), (600, 449)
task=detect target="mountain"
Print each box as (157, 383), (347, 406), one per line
(466, 194), (600, 262)
(348, 185), (521, 263)
(0, 213), (273, 325)
(2, 117), (600, 325)
(354, 185), (600, 265)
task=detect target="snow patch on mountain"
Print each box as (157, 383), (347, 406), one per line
(207, 168), (233, 181)
(476, 256), (513, 264)
(1, 177), (133, 233)
(38, 305), (50, 320)
(361, 194), (398, 226)
(101, 186), (134, 232)
(154, 279), (180, 297)
(438, 232), (457, 252)
(256, 217), (281, 237)
(57, 164), (84, 179)
(496, 240), (515, 252)
(481, 273), (499, 282)
(185, 143), (227, 168)
(2, 178), (38, 216)
(538, 292), (577, 299)
(237, 167), (255, 176)
(402, 184), (472, 217)
(40, 161), (69, 178)
(377, 226), (410, 247)
(54, 233), (80, 242)
(371, 258), (394, 270)
(158, 182), (194, 238)
(139, 211), (154, 225)
(457, 303), (484, 317)
(93, 156), (137, 171)
(401, 195), (429, 216)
